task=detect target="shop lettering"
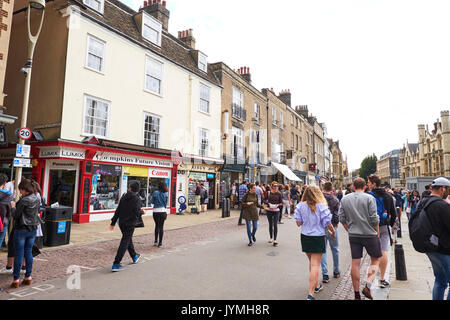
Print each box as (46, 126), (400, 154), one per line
(151, 170), (169, 177)
(95, 153), (172, 168)
(40, 148), (85, 159)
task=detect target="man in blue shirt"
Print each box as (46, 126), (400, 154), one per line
(238, 182), (248, 225)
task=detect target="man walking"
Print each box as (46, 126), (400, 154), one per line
(321, 182), (341, 283)
(413, 177), (450, 300)
(367, 174), (396, 288)
(255, 182), (264, 216)
(339, 178), (381, 300)
(110, 181), (142, 272)
(238, 181), (248, 225)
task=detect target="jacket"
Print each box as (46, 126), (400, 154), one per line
(0, 188), (12, 226)
(12, 193), (41, 230)
(339, 192), (379, 238)
(150, 191), (168, 209)
(323, 192), (340, 226)
(416, 195), (450, 254)
(370, 188), (397, 227)
(264, 191), (283, 212)
(111, 192), (142, 228)
(241, 192), (263, 221)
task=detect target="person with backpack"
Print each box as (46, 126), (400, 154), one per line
(339, 178), (381, 300)
(110, 181), (143, 272)
(263, 182), (283, 247)
(321, 182), (341, 283)
(200, 183), (209, 213)
(150, 182), (169, 248)
(290, 184), (300, 215)
(367, 174), (396, 289)
(410, 177), (450, 300)
(241, 184), (264, 247)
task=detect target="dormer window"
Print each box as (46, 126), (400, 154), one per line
(83, 0), (104, 14)
(198, 52), (207, 72)
(142, 13), (162, 47)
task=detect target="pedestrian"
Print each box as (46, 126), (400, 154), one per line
(339, 177), (382, 300)
(110, 181), (142, 272)
(0, 174), (12, 250)
(336, 187), (343, 202)
(290, 184), (300, 214)
(408, 190), (421, 219)
(237, 181), (248, 225)
(230, 182), (237, 209)
(150, 182), (169, 248)
(194, 182), (202, 213)
(294, 185), (335, 300)
(4, 178), (15, 200)
(411, 177), (450, 300)
(367, 175), (396, 289)
(422, 184), (432, 199)
(321, 182), (341, 283)
(281, 184), (291, 220)
(200, 183), (209, 213)
(242, 184), (264, 247)
(255, 182), (264, 216)
(9, 179), (41, 288)
(263, 182), (283, 247)
(344, 184), (353, 196)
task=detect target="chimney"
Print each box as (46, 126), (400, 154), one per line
(178, 29), (196, 49)
(141, 0), (170, 31)
(296, 105), (309, 118)
(239, 66), (251, 83)
(278, 89), (291, 107)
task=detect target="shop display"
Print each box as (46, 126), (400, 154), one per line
(91, 164), (122, 211)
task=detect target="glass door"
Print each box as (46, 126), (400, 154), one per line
(49, 170), (76, 207)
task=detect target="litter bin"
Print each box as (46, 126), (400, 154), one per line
(43, 206), (73, 247)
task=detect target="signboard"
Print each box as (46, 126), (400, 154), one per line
(57, 221), (66, 234)
(39, 147), (86, 160)
(16, 144), (31, 158)
(18, 127), (32, 141)
(93, 152), (173, 168)
(178, 163), (216, 173)
(13, 158), (32, 168)
(149, 169), (170, 178)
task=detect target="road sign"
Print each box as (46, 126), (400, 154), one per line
(16, 144), (31, 158)
(18, 127), (32, 141)
(13, 157), (32, 168)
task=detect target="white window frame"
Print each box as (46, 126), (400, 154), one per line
(232, 126), (243, 147)
(83, 0), (104, 14)
(232, 87), (243, 108)
(143, 112), (162, 149)
(198, 52), (208, 72)
(199, 128), (210, 157)
(199, 83), (211, 114)
(272, 107), (277, 125)
(280, 113), (284, 129)
(82, 94), (111, 139)
(85, 35), (106, 74)
(142, 13), (162, 47)
(145, 55), (164, 96)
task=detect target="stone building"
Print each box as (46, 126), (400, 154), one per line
(328, 139), (344, 189)
(376, 149), (401, 188)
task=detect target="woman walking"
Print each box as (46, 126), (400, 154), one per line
(10, 179), (41, 288)
(241, 184), (263, 247)
(408, 190), (420, 220)
(150, 182), (169, 248)
(263, 182), (283, 247)
(281, 185), (292, 219)
(294, 185), (335, 300)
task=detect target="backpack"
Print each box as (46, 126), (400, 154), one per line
(369, 192), (388, 226)
(409, 197), (441, 253)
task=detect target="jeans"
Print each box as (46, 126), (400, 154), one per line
(426, 252), (450, 300)
(0, 221), (8, 248)
(13, 228), (36, 281)
(321, 227), (340, 276)
(267, 211), (279, 240)
(153, 211), (167, 245)
(282, 200), (290, 215)
(245, 220), (258, 243)
(113, 225), (137, 265)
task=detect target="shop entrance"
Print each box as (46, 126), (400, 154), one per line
(206, 174), (216, 210)
(49, 170), (76, 207)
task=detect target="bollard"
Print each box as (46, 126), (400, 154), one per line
(397, 209), (402, 238)
(227, 198), (231, 217)
(394, 243), (408, 281)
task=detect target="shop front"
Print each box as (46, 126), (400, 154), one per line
(220, 159), (247, 197)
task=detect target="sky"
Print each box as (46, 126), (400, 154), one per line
(122, 0), (450, 170)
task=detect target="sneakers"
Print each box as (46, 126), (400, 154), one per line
(0, 267), (13, 274)
(307, 295), (316, 300)
(379, 280), (390, 288)
(252, 235), (256, 242)
(333, 273), (341, 279)
(111, 264), (125, 272)
(314, 284), (324, 293)
(132, 254), (141, 264)
(362, 286), (373, 300)
(322, 275), (330, 283)
(248, 242), (253, 247)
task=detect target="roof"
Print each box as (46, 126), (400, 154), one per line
(78, 0), (221, 87)
(408, 143), (419, 154)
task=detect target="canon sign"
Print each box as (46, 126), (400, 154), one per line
(150, 170), (169, 178)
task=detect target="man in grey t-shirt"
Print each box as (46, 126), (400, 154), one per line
(255, 182), (264, 216)
(339, 177), (381, 300)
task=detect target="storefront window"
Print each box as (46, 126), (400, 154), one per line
(91, 164), (122, 211)
(187, 172), (206, 206)
(123, 166), (149, 208)
(148, 169), (171, 207)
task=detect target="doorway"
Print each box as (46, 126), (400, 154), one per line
(49, 170), (76, 207)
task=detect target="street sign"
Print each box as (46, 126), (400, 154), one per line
(16, 144), (31, 158)
(13, 157), (32, 168)
(18, 127), (32, 141)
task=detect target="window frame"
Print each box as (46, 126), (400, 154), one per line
(199, 128), (210, 157)
(85, 34), (106, 74)
(82, 94), (111, 139)
(199, 83), (211, 114)
(142, 13), (162, 47)
(143, 112), (162, 149)
(198, 52), (208, 73)
(83, 0), (104, 14)
(144, 55), (164, 96)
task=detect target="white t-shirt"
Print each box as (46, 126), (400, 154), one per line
(5, 181), (15, 198)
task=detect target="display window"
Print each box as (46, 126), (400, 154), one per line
(187, 172), (207, 206)
(148, 169), (171, 207)
(91, 164), (122, 211)
(123, 166), (149, 208)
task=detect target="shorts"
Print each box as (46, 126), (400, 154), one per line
(379, 225), (391, 252)
(349, 236), (382, 259)
(301, 234), (326, 254)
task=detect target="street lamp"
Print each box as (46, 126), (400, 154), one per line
(14, 0), (46, 200)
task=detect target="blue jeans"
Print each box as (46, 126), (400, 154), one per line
(0, 221), (8, 248)
(245, 220), (258, 243)
(13, 229), (36, 281)
(426, 252), (450, 300)
(321, 227), (340, 276)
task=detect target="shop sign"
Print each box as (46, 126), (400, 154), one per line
(149, 169), (170, 178)
(178, 163), (216, 173)
(0, 148), (16, 159)
(40, 147), (86, 160)
(189, 172), (207, 181)
(49, 161), (78, 170)
(13, 158), (32, 168)
(94, 152), (173, 168)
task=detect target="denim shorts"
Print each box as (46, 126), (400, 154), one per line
(349, 236), (382, 259)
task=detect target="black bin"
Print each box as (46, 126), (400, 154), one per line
(43, 206), (73, 247)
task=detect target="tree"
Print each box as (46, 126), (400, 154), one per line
(359, 154), (378, 181)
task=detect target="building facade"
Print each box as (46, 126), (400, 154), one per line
(376, 149), (401, 188)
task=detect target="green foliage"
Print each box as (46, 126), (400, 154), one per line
(359, 154), (378, 181)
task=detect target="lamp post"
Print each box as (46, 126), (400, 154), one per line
(14, 0), (46, 200)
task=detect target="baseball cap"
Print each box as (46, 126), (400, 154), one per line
(431, 177), (450, 188)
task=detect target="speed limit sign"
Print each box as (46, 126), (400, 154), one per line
(19, 127), (32, 140)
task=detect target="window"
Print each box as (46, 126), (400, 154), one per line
(199, 128), (209, 157)
(199, 84), (210, 114)
(280, 113), (284, 129)
(291, 133), (294, 149)
(83, 0), (104, 13)
(291, 114), (294, 125)
(198, 52), (208, 72)
(86, 36), (105, 73)
(144, 113), (161, 148)
(233, 87), (243, 107)
(145, 56), (163, 95)
(272, 107), (277, 125)
(299, 137), (302, 151)
(254, 103), (260, 120)
(296, 134), (298, 150)
(83, 95), (110, 138)
(142, 14), (162, 46)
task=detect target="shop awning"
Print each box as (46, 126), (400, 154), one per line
(272, 162), (301, 182)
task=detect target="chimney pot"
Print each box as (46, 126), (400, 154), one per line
(144, 0), (147, 6)
(162, 0), (166, 7)
(248, 67), (250, 74)
(157, 0), (161, 4)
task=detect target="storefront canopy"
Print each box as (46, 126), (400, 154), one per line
(272, 162), (301, 182)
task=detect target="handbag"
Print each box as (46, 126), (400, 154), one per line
(32, 244), (41, 257)
(135, 209), (145, 228)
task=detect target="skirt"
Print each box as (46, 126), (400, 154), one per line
(301, 234), (326, 254)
